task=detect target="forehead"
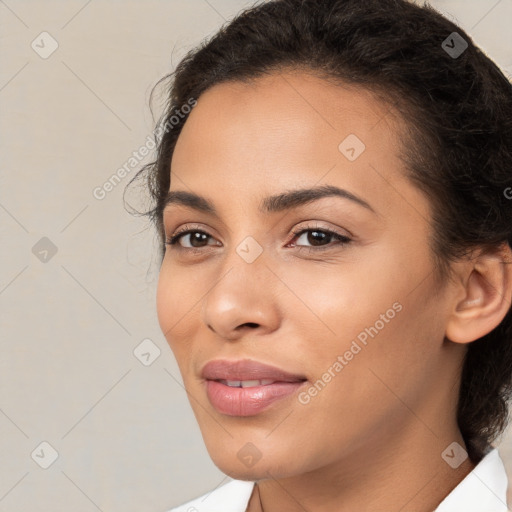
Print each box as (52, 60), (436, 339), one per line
(169, 70), (426, 221)
(175, 70), (401, 152)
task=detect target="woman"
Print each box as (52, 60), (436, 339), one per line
(130, 0), (512, 509)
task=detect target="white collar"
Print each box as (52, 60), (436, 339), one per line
(434, 447), (509, 511)
(169, 447), (509, 511)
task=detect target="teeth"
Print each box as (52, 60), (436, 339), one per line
(241, 380), (261, 388)
(220, 379), (277, 388)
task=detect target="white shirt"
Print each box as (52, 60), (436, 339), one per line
(167, 447), (510, 511)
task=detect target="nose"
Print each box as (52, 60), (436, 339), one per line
(200, 255), (281, 341)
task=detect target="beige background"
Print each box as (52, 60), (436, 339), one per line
(0, 0), (511, 510)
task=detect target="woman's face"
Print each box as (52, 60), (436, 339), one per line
(157, 71), (464, 479)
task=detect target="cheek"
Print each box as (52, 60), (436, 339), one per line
(287, 240), (439, 390)
(325, 302), (441, 429)
(156, 264), (175, 338)
(156, 262), (201, 353)
(280, 247), (408, 351)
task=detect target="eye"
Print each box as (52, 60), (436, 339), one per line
(288, 225), (352, 252)
(164, 223), (352, 255)
(165, 225), (219, 250)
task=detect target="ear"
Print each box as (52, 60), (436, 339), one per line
(445, 242), (512, 344)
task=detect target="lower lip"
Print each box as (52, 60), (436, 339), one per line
(205, 380), (306, 416)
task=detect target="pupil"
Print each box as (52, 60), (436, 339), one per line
(308, 230), (328, 246)
(191, 232), (208, 247)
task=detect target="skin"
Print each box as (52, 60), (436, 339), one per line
(156, 70), (512, 511)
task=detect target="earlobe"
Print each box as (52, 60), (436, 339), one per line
(445, 243), (512, 344)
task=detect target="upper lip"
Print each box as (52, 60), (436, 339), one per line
(201, 359), (307, 382)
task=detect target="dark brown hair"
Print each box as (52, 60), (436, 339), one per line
(127, 0), (512, 463)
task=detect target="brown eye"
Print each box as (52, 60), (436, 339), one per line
(291, 228), (352, 250)
(298, 230), (331, 246)
(166, 230), (216, 248)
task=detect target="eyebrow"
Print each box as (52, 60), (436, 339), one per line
(162, 184), (377, 217)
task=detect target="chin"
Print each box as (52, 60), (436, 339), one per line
(219, 466), (265, 481)
(215, 463), (280, 482)
(208, 448), (298, 481)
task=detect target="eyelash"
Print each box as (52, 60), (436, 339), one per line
(164, 223), (352, 255)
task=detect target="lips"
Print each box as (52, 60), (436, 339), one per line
(201, 358), (306, 383)
(201, 359), (307, 416)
